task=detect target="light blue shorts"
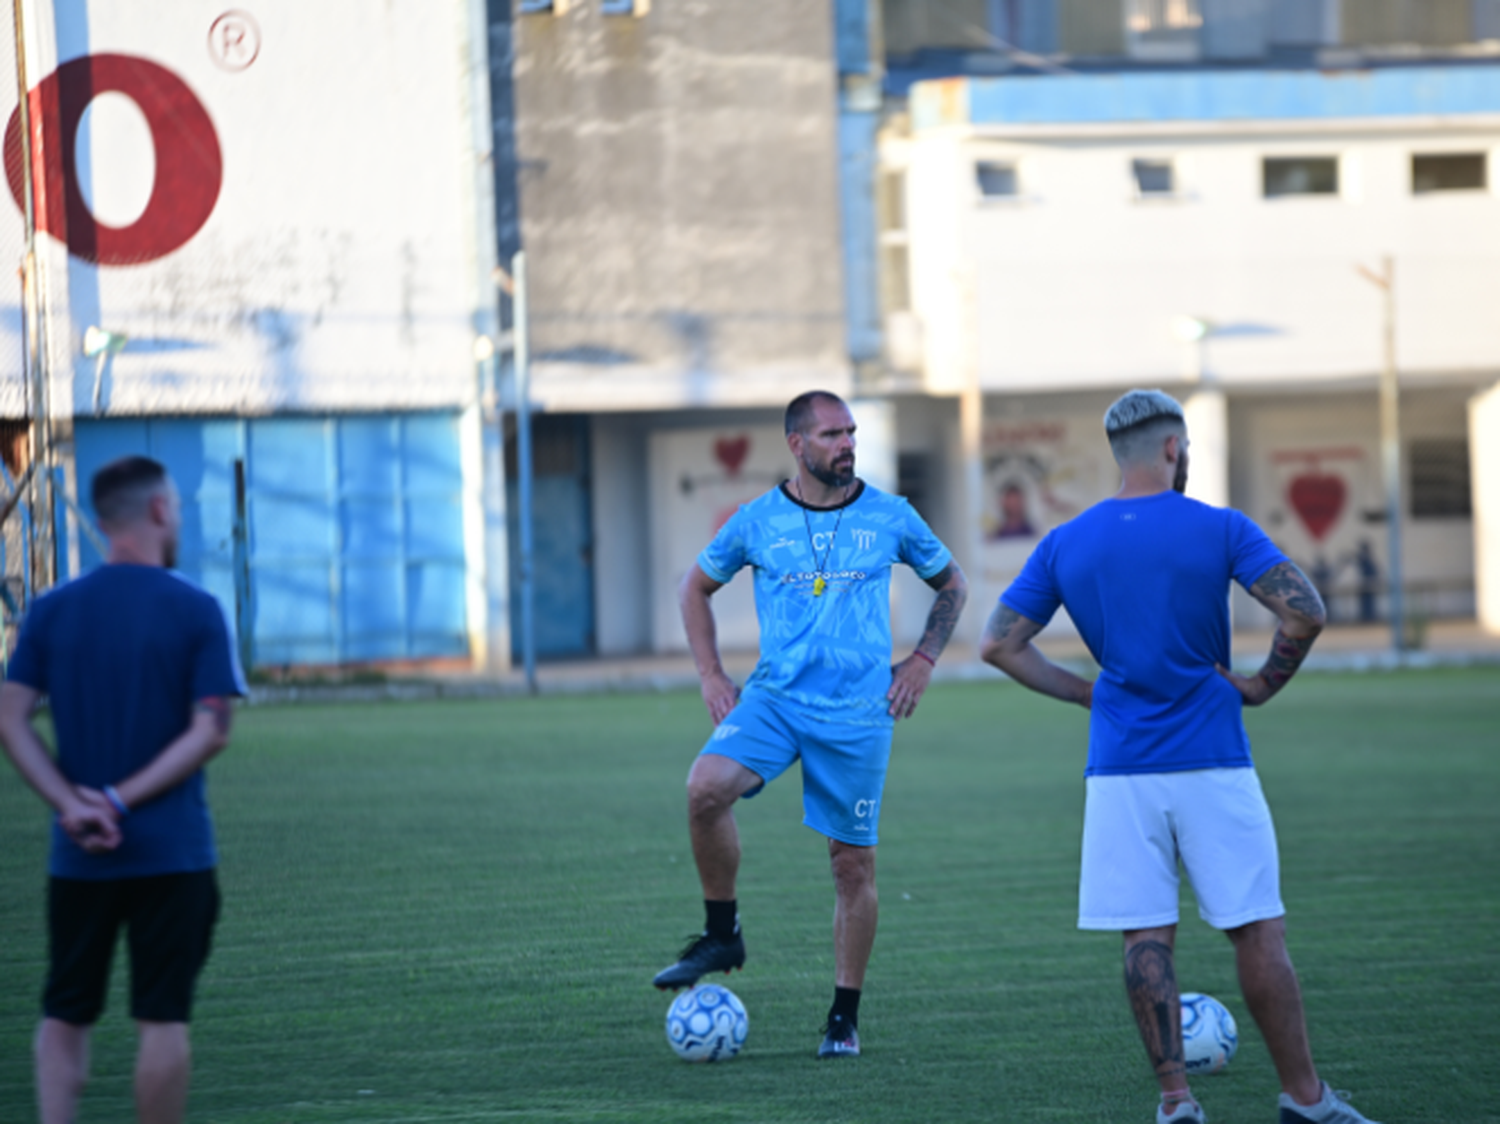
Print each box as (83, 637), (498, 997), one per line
(699, 692), (892, 847)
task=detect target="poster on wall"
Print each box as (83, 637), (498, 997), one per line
(649, 425), (790, 653)
(980, 417), (1116, 571)
(1262, 446), (1384, 622)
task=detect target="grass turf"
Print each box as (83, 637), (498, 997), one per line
(0, 670), (1497, 1123)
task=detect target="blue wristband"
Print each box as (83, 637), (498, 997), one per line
(103, 786), (130, 816)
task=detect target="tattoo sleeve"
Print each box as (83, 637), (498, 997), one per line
(916, 564), (967, 661)
(1124, 940), (1185, 1081)
(1257, 626), (1315, 696)
(983, 604), (1023, 646)
(196, 697), (233, 737)
(1249, 561), (1326, 623)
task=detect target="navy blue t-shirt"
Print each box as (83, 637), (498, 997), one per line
(1001, 491), (1286, 777)
(8, 565), (247, 879)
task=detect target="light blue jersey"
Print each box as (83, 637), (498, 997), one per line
(698, 480), (952, 727)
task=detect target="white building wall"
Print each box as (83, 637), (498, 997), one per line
(903, 121), (1500, 393)
(897, 102), (1496, 638)
(2, 0), (493, 418)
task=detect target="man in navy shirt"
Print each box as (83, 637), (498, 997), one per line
(0, 455), (245, 1124)
(982, 391), (1379, 1124)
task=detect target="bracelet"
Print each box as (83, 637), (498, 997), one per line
(103, 786), (130, 816)
(911, 650), (936, 668)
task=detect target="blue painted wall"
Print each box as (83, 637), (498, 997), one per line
(73, 414), (470, 666)
(916, 64), (1500, 130)
(504, 414), (593, 659)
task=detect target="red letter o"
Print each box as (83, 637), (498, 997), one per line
(4, 54), (223, 266)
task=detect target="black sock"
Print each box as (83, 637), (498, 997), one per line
(830, 986), (861, 1028)
(704, 899), (738, 939)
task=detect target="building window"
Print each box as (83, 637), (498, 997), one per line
(878, 169), (911, 314)
(1263, 157), (1339, 197)
(1412, 153), (1487, 194)
(1133, 158), (1175, 196)
(518, 0), (571, 13)
(976, 161), (1018, 198)
(898, 452), (934, 521)
(600, 0), (649, 14)
(1126, 0), (1201, 59)
(1410, 439), (1471, 518)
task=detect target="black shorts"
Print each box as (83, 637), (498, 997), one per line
(44, 869), (220, 1025)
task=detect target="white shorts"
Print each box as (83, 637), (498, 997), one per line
(1078, 767), (1285, 932)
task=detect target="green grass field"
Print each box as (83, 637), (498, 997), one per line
(1, 671), (1497, 1123)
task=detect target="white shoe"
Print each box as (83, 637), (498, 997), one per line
(1157, 1096), (1205, 1124)
(1278, 1081), (1380, 1124)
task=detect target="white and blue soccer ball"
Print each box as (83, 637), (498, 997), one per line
(1181, 992), (1238, 1074)
(665, 984), (749, 1062)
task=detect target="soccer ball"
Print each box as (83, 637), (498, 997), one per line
(1181, 992), (1238, 1074)
(665, 984), (749, 1062)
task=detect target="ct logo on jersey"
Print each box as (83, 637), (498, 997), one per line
(854, 798), (879, 820)
(711, 724), (741, 742)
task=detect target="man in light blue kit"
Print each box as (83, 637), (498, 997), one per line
(982, 390), (1380, 1124)
(652, 390), (968, 1059)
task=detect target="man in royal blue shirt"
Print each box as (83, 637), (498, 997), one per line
(982, 391), (1379, 1124)
(0, 455), (245, 1124)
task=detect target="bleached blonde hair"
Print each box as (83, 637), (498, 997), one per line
(1104, 389), (1186, 465)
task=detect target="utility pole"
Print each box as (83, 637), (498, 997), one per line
(512, 250), (537, 695)
(1356, 257), (1405, 654)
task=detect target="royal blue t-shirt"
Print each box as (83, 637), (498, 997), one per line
(1001, 491), (1287, 776)
(8, 565), (247, 879)
(698, 481), (952, 726)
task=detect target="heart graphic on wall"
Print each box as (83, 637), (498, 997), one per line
(714, 435), (750, 477)
(1288, 472), (1347, 542)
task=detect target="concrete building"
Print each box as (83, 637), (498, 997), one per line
(871, 1), (1500, 645)
(497, 0), (1500, 661)
(1, 0), (507, 669)
(502, 0), (902, 658)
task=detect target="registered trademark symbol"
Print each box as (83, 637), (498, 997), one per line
(209, 10), (261, 72)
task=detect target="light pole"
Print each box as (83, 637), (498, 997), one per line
(1172, 315), (1229, 510)
(512, 250), (537, 694)
(1356, 257), (1405, 654)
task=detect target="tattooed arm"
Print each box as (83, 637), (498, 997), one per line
(887, 562), (969, 720)
(979, 603), (1093, 709)
(108, 697), (235, 812)
(1216, 560), (1327, 707)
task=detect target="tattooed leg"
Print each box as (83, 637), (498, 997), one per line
(1123, 928), (1191, 1096)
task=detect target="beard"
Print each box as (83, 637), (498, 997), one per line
(1172, 451), (1189, 494)
(806, 452), (855, 489)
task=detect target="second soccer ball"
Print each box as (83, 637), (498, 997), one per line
(1181, 992), (1238, 1074)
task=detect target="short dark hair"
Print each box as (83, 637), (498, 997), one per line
(785, 390), (848, 436)
(91, 456), (169, 526)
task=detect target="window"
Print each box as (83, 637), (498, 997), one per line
(1133, 158), (1175, 196)
(976, 161), (1018, 198)
(878, 169), (911, 314)
(1410, 439), (1471, 518)
(601, 0), (649, 14)
(1059, 0), (1126, 54)
(1263, 157), (1338, 197)
(518, 0), (570, 12)
(898, 452), (934, 521)
(1412, 153), (1487, 194)
(1127, 0), (1201, 59)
